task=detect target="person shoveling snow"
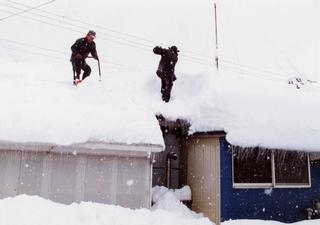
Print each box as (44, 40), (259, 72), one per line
(153, 46), (179, 102)
(70, 30), (99, 86)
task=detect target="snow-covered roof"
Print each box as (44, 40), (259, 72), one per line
(0, 58), (165, 148)
(159, 71), (320, 152)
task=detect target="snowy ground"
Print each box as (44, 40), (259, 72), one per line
(0, 195), (319, 225)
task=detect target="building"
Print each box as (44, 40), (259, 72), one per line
(0, 140), (162, 209)
(157, 124), (320, 225)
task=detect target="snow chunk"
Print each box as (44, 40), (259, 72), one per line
(152, 186), (196, 219)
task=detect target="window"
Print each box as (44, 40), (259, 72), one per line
(232, 146), (311, 188)
(233, 148), (272, 186)
(274, 150), (310, 186)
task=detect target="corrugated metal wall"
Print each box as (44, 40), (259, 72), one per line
(0, 150), (151, 209)
(184, 136), (221, 225)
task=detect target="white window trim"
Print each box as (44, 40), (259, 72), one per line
(232, 149), (311, 189)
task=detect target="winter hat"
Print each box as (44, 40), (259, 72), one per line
(87, 30), (96, 37)
(170, 46), (179, 53)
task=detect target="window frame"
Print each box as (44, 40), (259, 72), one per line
(232, 148), (311, 189)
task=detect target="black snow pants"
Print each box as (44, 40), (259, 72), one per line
(72, 58), (91, 81)
(161, 76), (173, 102)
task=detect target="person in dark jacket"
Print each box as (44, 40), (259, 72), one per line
(153, 46), (179, 102)
(70, 30), (99, 85)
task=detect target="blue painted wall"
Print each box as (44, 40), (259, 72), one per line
(220, 137), (320, 223)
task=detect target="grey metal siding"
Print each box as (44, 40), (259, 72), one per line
(0, 150), (151, 209)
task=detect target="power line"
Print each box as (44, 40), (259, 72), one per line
(0, 5), (212, 67)
(0, 37), (67, 55)
(0, 2), (295, 78)
(0, 4), (154, 53)
(0, 0), (55, 21)
(0, 3), (219, 67)
(6, 0), (212, 59)
(220, 59), (289, 78)
(0, 44), (66, 60)
(220, 65), (287, 82)
(0, 1), (154, 49)
(0, 38), (151, 71)
(7, 0), (209, 58)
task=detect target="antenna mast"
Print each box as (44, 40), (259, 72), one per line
(214, 1), (219, 71)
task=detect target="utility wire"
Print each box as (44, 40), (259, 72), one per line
(0, 2), (295, 78)
(0, 37), (66, 55)
(1, 1), (154, 49)
(220, 59), (289, 78)
(0, 42), (288, 83)
(0, 6), (212, 67)
(0, 38), (150, 71)
(220, 65), (287, 82)
(0, 2), (218, 66)
(0, 4), (153, 53)
(6, 0), (209, 58)
(0, 0), (55, 21)
(0, 45), (65, 60)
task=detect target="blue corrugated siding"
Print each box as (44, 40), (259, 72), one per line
(220, 137), (320, 223)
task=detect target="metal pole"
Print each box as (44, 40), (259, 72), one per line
(98, 59), (102, 81)
(214, 1), (219, 71)
(166, 152), (178, 189)
(87, 56), (102, 81)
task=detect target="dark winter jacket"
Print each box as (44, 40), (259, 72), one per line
(70, 37), (98, 61)
(153, 46), (178, 76)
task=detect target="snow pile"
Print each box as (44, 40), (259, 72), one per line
(152, 186), (198, 219)
(0, 195), (213, 225)
(152, 185), (191, 202)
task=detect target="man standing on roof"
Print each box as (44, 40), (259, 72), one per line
(153, 46), (179, 102)
(70, 30), (99, 85)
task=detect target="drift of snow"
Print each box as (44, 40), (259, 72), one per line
(151, 186), (199, 219)
(152, 185), (192, 202)
(0, 195), (214, 225)
(1, 195), (319, 225)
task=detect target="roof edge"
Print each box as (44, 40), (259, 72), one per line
(0, 140), (163, 157)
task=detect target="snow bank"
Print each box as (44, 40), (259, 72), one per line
(1, 195), (319, 225)
(0, 195), (213, 225)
